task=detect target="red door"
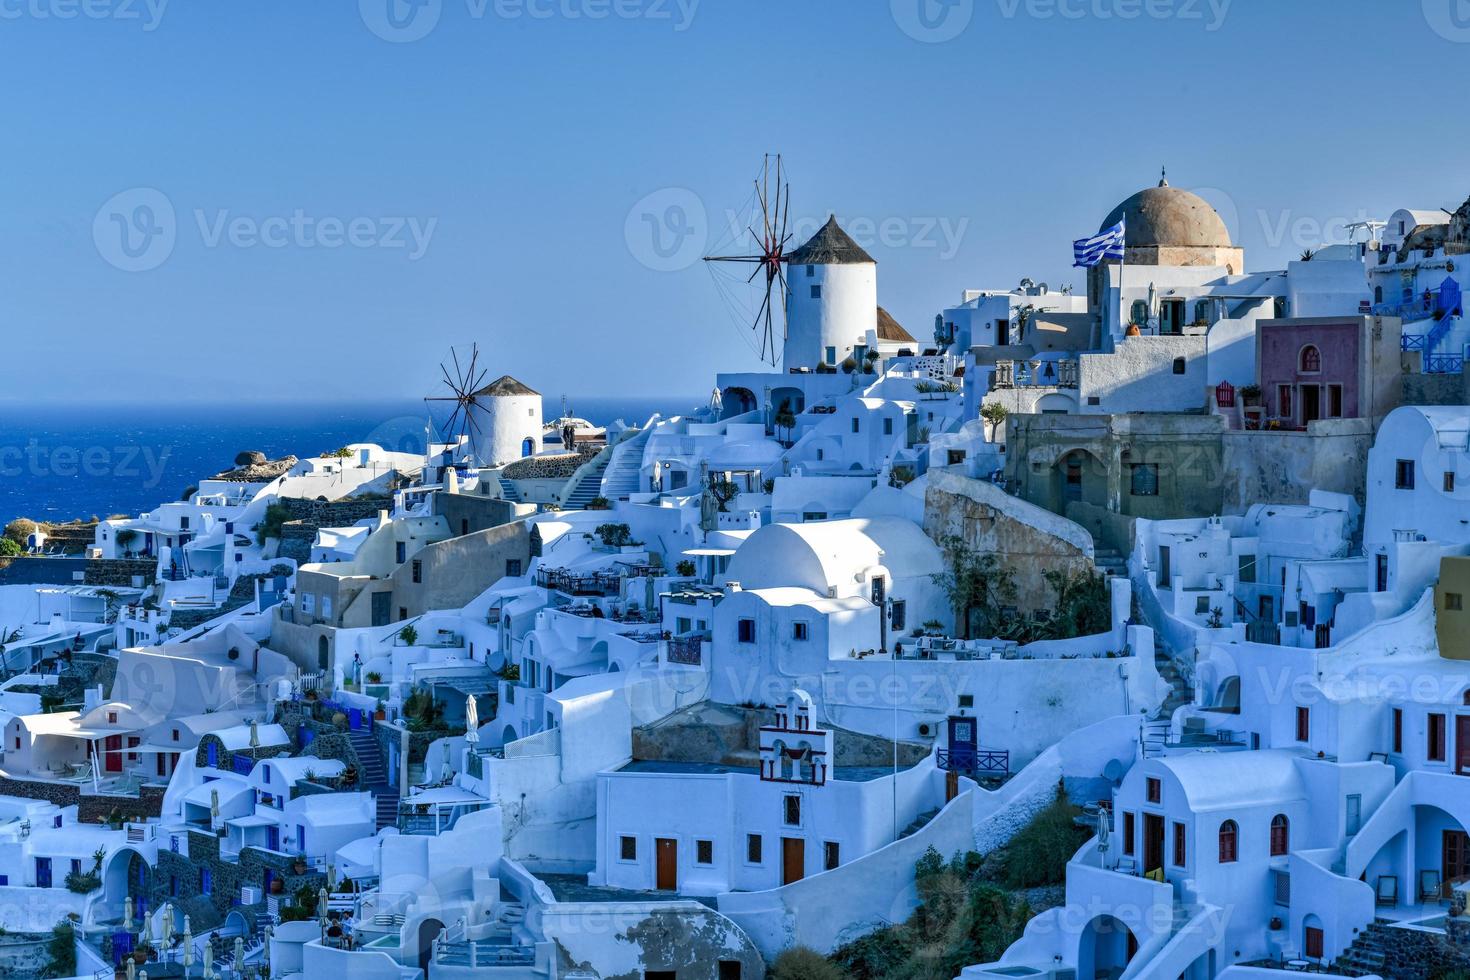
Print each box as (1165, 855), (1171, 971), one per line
(1456, 716), (1470, 775)
(104, 735), (122, 773)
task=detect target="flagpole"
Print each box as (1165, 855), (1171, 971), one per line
(1117, 219), (1126, 340)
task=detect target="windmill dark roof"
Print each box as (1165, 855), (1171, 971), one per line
(473, 375), (539, 398)
(876, 307), (916, 343)
(786, 216), (876, 265)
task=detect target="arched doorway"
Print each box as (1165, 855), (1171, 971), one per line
(502, 724), (518, 746)
(1078, 914), (1137, 980)
(415, 917), (445, 975)
(720, 387), (758, 420)
(1053, 448), (1107, 511)
(102, 848), (151, 923)
(521, 437), (535, 457)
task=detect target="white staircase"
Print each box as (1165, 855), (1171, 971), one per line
(600, 423), (657, 500)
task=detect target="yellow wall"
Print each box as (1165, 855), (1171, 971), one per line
(1436, 556), (1470, 660)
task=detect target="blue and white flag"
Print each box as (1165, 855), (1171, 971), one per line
(1073, 220), (1126, 267)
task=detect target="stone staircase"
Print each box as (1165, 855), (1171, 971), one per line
(1094, 547), (1127, 578)
(562, 449), (614, 510)
(348, 727), (398, 831)
(1333, 919), (1470, 978)
(599, 425), (655, 500)
(498, 477), (522, 503)
(1154, 646), (1193, 721)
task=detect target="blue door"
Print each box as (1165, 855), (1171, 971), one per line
(267, 825), (280, 851)
(35, 857), (51, 888)
(348, 708), (363, 730)
(207, 741), (218, 767)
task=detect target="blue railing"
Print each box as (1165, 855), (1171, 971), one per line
(937, 747), (1009, 775)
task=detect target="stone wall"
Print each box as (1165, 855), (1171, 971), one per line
(925, 467), (1098, 623)
(1402, 369), (1468, 406)
(152, 828), (326, 926)
(632, 702), (928, 769)
(84, 558), (157, 587)
(0, 778), (164, 822)
(0, 933), (52, 978)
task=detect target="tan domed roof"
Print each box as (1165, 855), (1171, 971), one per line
(1100, 177), (1232, 249)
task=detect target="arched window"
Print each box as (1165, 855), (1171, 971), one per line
(1300, 345), (1321, 373)
(1270, 814), (1289, 856)
(1218, 820), (1238, 863)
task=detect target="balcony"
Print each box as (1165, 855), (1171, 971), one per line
(535, 567), (622, 596)
(991, 358), (1078, 389)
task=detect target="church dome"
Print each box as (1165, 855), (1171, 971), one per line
(1100, 176), (1232, 249)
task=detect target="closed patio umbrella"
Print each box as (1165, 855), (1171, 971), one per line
(464, 694), (479, 744)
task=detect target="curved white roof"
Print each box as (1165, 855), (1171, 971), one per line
(724, 517), (941, 594)
(1155, 749), (1305, 812)
(213, 723), (289, 750)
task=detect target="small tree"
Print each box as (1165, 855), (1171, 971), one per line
(595, 523), (634, 548)
(586, 496), (611, 511)
(979, 402), (1008, 429)
(708, 479), (741, 512)
(774, 400), (797, 444)
(674, 559), (696, 577)
(42, 920), (76, 978)
(399, 624), (418, 646)
(3, 519), (35, 547)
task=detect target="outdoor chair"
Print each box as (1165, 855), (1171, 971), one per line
(1375, 874), (1398, 908)
(1420, 869), (1444, 904)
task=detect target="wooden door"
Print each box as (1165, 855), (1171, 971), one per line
(1457, 716), (1470, 774)
(655, 838), (677, 891)
(1143, 813), (1165, 875)
(1444, 830), (1470, 890)
(105, 735), (123, 773)
(782, 837), (804, 885)
(1301, 384), (1321, 425)
(1158, 547), (1171, 588)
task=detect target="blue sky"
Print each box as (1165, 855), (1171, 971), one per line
(3, 0), (1469, 404)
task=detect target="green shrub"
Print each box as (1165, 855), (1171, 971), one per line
(1001, 785), (1088, 889)
(256, 502), (290, 545)
(42, 920), (75, 978)
(772, 946), (847, 980)
(3, 519), (35, 546)
(0, 538), (21, 558)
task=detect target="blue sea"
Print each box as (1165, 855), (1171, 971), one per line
(0, 396), (703, 528)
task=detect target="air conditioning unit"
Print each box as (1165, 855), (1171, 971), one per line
(916, 721), (937, 738)
(241, 885), (262, 905)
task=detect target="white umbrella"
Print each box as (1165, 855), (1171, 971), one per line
(1097, 808), (1111, 861)
(327, 864), (338, 891)
(709, 387), (722, 413)
(123, 894), (133, 931)
(160, 903), (173, 949)
(127, 960), (136, 980)
(464, 694), (479, 744)
(139, 908), (153, 949)
(249, 720), (260, 748)
(202, 941), (212, 976)
(233, 936), (244, 974)
(210, 789), (220, 826)
(183, 918), (193, 974)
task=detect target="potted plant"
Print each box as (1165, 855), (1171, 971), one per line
(366, 670), (382, 684)
(270, 877), (284, 894)
(373, 699), (386, 721)
(399, 624), (418, 647)
(292, 856), (307, 875)
(1238, 383), (1261, 406)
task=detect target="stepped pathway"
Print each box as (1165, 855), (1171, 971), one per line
(1331, 918), (1470, 978)
(562, 449), (613, 510)
(348, 727), (398, 831)
(599, 425), (654, 500)
(1093, 547), (1128, 578)
(498, 478), (521, 502)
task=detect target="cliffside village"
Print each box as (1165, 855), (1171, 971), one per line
(4, 176), (1470, 980)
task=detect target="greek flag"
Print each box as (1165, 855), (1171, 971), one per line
(1073, 219), (1126, 267)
